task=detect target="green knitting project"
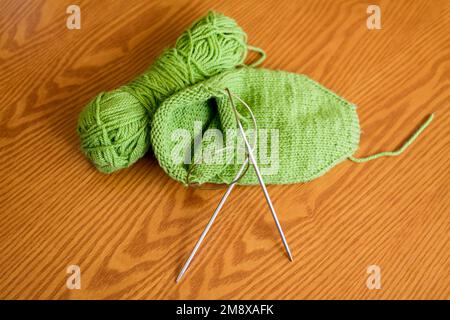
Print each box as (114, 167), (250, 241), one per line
(77, 11), (263, 173)
(151, 67), (433, 185)
(77, 11), (434, 184)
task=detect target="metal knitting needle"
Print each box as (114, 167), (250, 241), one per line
(176, 158), (249, 283)
(176, 90), (292, 283)
(226, 88), (293, 262)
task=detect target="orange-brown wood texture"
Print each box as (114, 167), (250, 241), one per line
(0, 0), (449, 300)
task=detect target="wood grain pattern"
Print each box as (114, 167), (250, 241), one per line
(0, 0), (449, 300)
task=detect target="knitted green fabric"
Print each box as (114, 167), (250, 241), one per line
(151, 67), (360, 185)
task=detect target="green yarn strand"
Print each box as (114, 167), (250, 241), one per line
(349, 113), (434, 163)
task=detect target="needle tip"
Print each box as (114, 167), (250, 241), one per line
(287, 250), (294, 262)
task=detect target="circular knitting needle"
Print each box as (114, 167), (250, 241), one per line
(176, 158), (249, 283)
(226, 88), (293, 262)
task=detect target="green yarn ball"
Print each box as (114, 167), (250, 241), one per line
(77, 11), (250, 173)
(77, 90), (149, 173)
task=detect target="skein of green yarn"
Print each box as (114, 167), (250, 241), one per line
(77, 11), (252, 173)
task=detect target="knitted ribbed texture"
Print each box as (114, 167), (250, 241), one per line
(77, 11), (254, 173)
(151, 68), (360, 185)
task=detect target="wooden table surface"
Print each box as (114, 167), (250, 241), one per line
(1, 0), (449, 300)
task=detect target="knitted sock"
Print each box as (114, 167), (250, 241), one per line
(151, 67), (433, 185)
(151, 67), (360, 185)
